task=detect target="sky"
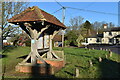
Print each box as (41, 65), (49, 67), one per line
(29, 2), (119, 26)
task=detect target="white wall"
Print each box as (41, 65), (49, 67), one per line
(87, 38), (97, 44)
(104, 31), (120, 38)
(101, 38), (109, 44)
(116, 38), (120, 44)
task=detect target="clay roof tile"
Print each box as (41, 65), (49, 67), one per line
(8, 6), (66, 29)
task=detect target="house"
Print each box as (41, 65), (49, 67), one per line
(102, 27), (120, 44)
(86, 24), (120, 45)
(86, 33), (103, 44)
(3, 37), (13, 46)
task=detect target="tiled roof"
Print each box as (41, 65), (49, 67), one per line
(104, 27), (120, 32)
(111, 27), (120, 31)
(88, 34), (103, 38)
(113, 35), (120, 38)
(7, 6), (66, 29)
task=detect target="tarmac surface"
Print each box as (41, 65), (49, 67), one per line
(87, 44), (120, 54)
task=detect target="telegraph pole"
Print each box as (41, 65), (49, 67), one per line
(62, 7), (66, 48)
(54, 0), (66, 48)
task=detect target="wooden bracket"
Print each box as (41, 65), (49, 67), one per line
(51, 50), (60, 59)
(37, 25), (50, 39)
(21, 52), (32, 63)
(51, 29), (62, 39)
(24, 22), (34, 39)
(35, 51), (47, 64)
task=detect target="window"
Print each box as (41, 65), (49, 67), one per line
(85, 38), (88, 43)
(96, 38), (101, 42)
(109, 32), (112, 36)
(109, 39), (112, 43)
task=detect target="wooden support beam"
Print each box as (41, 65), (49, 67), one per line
(47, 29), (62, 59)
(20, 24), (32, 39)
(20, 22), (63, 64)
(33, 29), (38, 39)
(31, 39), (47, 64)
(23, 22), (49, 64)
(36, 53), (47, 64)
(21, 52), (32, 63)
(41, 53), (47, 58)
(47, 35), (53, 59)
(31, 39), (37, 64)
(37, 25), (50, 39)
(51, 29), (62, 39)
(51, 50), (60, 59)
(24, 22), (34, 38)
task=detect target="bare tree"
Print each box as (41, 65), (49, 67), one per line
(69, 16), (84, 31)
(1, 2), (29, 40)
(108, 22), (115, 28)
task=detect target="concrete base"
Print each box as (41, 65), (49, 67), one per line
(15, 59), (65, 75)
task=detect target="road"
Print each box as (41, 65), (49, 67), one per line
(87, 44), (120, 54)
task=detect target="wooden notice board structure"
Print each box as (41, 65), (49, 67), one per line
(8, 6), (66, 74)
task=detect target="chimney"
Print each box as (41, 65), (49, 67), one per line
(103, 24), (107, 29)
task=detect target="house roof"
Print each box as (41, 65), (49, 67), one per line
(113, 35), (120, 38)
(88, 33), (103, 38)
(104, 27), (120, 32)
(53, 35), (62, 42)
(111, 27), (120, 31)
(7, 6), (66, 29)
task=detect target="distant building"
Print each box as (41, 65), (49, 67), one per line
(53, 35), (62, 47)
(86, 25), (120, 45)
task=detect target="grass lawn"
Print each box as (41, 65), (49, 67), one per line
(1, 46), (120, 79)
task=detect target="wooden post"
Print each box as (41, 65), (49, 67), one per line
(62, 7), (65, 48)
(31, 39), (37, 64)
(106, 49), (108, 51)
(109, 51), (112, 57)
(105, 54), (108, 59)
(88, 48), (90, 51)
(99, 57), (102, 62)
(89, 60), (93, 67)
(75, 68), (79, 77)
(62, 30), (64, 48)
(47, 35), (53, 59)
(85, 46), (87, 49)
(21, 23), (50, 64)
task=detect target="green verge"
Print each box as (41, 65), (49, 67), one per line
(1, 46), (120, 79)
(54, 47), (120, 78)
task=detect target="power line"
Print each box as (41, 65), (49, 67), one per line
(52, 6), (118, 16)
(55, 0), (64, 7)
(66, 7), (118, 16)
(83, 2), (95, 9)
(51, 8), (62, 14)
